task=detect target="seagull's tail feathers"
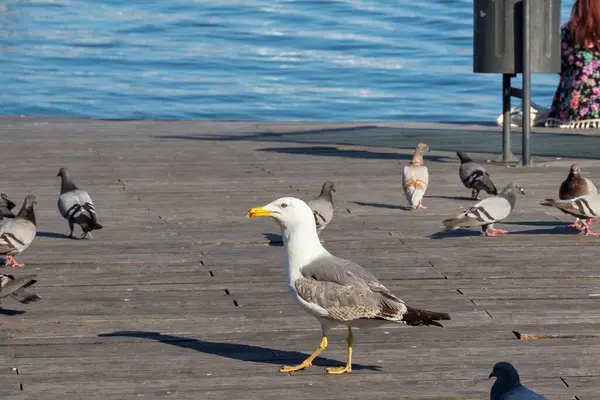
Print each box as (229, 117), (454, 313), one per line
(402, 305), (451, 328)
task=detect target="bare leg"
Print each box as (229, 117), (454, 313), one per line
(279, 335), (328, 372)
(68, 221), (75, 239)
(6, 255), (24, 268)
(326, 328), (353, 374)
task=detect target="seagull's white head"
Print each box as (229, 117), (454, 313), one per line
(246, 197), (315, 231)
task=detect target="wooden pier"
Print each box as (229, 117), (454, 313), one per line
(0, 118), (598, 399)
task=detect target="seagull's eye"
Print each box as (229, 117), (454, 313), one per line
(280, 203), (288, 209)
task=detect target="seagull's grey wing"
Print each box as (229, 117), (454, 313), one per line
(307, 197), (334, 233)
(0, 219), (36, 255)
(296, 255), (450, 326)
(297, 255), (406, 321)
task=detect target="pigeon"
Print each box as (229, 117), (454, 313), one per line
(442, 182), (525, 236)
(0, 274), (41, 306)
(402, 143), (429, 209)
(0, 193), (16, 220)
(247, 197), (450, 374)
(558, 164), (598, 229)
(540, 194), (600, 236)
(489, 362), (548, 400)
(307, 181), (335, 235)
(457, 151), (498, 200)
(57, 167), (103, 239)
(0, 195), (37, 267)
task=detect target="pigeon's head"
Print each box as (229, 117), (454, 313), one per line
(456, 151), (471, 163)
(247, 197), (314, 230)
(417, 143), (429, 153)
(489, 361), (521, 386)
(501, 182), (525, 196)
(569, 164), (581, 175)
(57, 167), (69, 178)
(321, 181), (336, 195)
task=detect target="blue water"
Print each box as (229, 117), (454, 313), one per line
(0, 0), (575, 121)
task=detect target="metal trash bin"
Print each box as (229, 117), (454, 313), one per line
(473, 0), (561, 74)
(472, 0), (561, 166)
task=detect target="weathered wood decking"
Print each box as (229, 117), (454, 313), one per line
(0, 118), (599, 399)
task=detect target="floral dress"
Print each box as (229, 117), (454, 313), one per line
(549, 23), (600, 122)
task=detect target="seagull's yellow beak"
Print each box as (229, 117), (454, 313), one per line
(246, 206), (277, 218)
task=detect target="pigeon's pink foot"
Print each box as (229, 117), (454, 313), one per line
(567, 220), (580, 228)
(491, 228), (508, 234)
(416, 203), (427, 209)
(6, 255), (24, 268)
(484, 231), (498, 237)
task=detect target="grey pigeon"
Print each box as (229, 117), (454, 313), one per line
(0, 195), (37, 267)
(540, 193), (600, 236)
(457, 152), (498, 200)
(307, 181), (335, 235)
(57, 167), (103, 239)
(558, 164), (597, 229)
(489, 362), (548, 400)
(442, 182), (524, 236)
(0, 193), (16, 219)
(0, 274), (41, 306)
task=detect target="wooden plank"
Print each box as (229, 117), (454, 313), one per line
(0, 119), (600, 398)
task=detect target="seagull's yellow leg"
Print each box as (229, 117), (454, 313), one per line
(279, 335), (328, 372)
(326, 328), (353, 374)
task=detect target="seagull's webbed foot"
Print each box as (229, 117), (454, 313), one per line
(279, 336), (328, 373)
(326, 328), (353, 375)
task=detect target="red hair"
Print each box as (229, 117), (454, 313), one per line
(570, 0), (600, 49)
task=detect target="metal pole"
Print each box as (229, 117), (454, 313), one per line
(502, 74), (515, 162)
(522, 0), (532, 166)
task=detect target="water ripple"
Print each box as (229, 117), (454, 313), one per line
(0, 0), (575, 121)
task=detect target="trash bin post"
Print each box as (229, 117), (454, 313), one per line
(522, 0), (532, 166)
(502, 74), (516, 162)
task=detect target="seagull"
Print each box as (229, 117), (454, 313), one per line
(247, 197), (450, 374)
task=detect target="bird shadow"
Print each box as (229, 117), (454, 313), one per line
(36, 231), (70, 239)
(509, 226), (581, 236)
(351, 201), (408, 210)
(0, 308), (26, 316)
(425, 195), (475, 201)
(263, 233), (283, 246)
(428, 229), (484, 239)
(98, 331), (381, 371)
(502, 221), (565, 227)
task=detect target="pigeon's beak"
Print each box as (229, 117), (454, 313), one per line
(488, 372), (495, 379)
(332, 188), (336, 193)
(518, 186), (525, 195)
(246, 206), (276, 218)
